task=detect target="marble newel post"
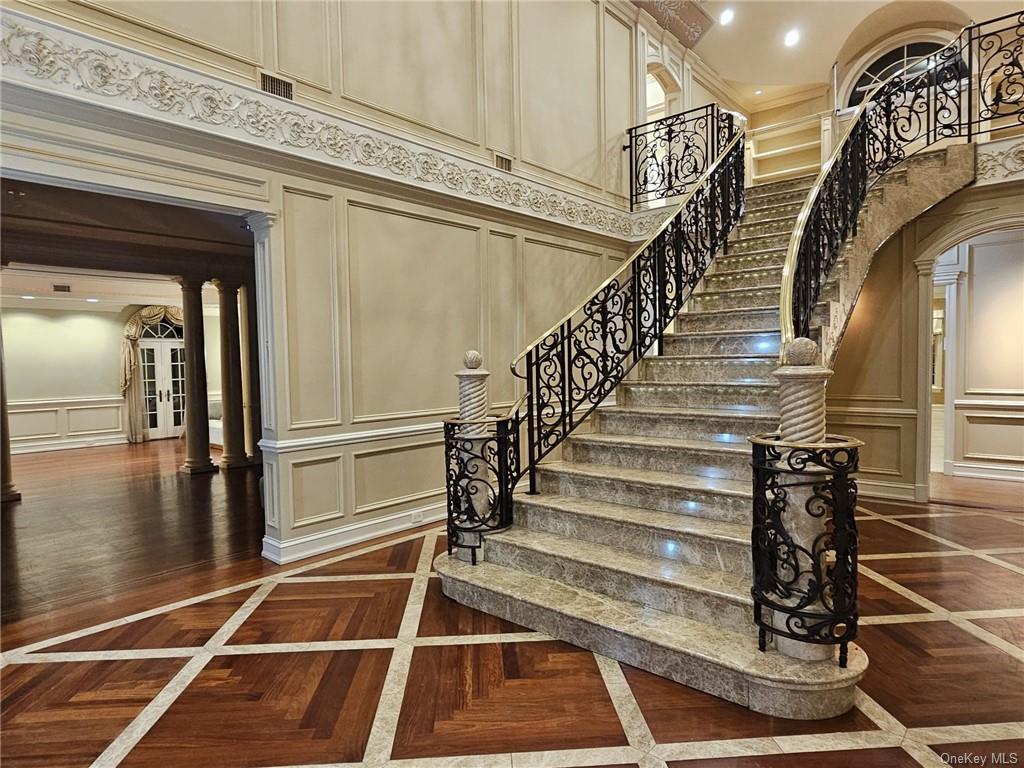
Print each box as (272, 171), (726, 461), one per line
(455, 351), (490, 563)
(176, 277), (217, 475)
(773, 337), (833, 661)
(213, 279), (248, 469)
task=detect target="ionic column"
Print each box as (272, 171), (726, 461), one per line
(1, 322), (21, 503)
(213, 278), (248, 469)
(176, 276), (217, 475)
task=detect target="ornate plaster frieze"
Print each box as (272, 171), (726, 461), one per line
(634, 0), (712, 46)
(976, 137), (1024, 186)
(0, 11), (668, 241)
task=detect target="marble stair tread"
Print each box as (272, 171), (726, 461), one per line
(665, 328), (780, 338)
(436, 555), (867, 694)
(693, 283), (782, 298)
(624, 380), (778, 390)
(709, 263), (784, 277)
(570, 432), (750, 458)
(488, 527), (751, 603)
(539, 461), (751, 499)
(678, 305), (780, 318)
(599, 404), (780, 421)
(516, 492), (750, 545)
(650, 352), (778, 361)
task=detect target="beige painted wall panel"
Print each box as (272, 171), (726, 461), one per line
(80, 0), (262, 64)
(282, 187), (341, 427)
(964, 233), (1024, 394)
(353, 440), (445, 515)
(961, 414), (1024, 461)
(482, 0), (515, 155)
(830, 420), (906, 478)
(275, 0), (332, 89)
(346, 201), (481, 421)
(9, 409), (59, 439)
(690, 78), (716, 110)
(340, 0), (479, 142)
(291, 455), (344, 527)
(522, 238), (606, 343)
(519, 0), (601, 186)
(488, 231), (519, 405)
(603, 9), (633, 198)
(66, 404), (121, 434)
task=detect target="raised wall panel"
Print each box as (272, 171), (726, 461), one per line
(339, 0), (479, 142)
(519, 0), (601, 186)
(961, 413), (1024, 463)
(523, 237), (605, 343)
(291, 455), (344, 528)
(603, 9), (633, 196)
(346, 201), (481, 422)
(75, 0), (262, 65)
(827, 419), (906, 478)
(282, 187), (342, 429)
(9, 408), (59, 440)
(352, 440), (445, 516)
(482, 0), (515, 155)
(66, 404), (121, 435)
(488, 231), (519, 404)
(964, 235), (1024, 395)
(275, 0), (332, 90)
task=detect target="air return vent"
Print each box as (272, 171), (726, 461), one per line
(260, 73), (293, 100)
(494, 154), (513, 172)
(52, 284), (72, 293)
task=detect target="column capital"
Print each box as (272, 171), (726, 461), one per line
(211, 277), (243, 293)
(913, 256), (936, 277)
(174, 275), (208, 291)
(245, 212), (278, 237)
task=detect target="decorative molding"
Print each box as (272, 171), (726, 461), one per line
(258, 419), (446, 455)
(0, 11), (666, 241)
(976, 137), (1024, 185)
(633, 0), (712, 46)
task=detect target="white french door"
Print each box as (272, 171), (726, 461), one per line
(138, 340), (186, 440)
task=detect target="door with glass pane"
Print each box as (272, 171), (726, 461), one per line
(138, 339), (186, 440)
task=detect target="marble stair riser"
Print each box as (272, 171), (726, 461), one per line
(514, 502), (752, 577)
(749, 175), (815, 193)
(724, 234), (790, 256)
(621, 381), (779, 411)
(595, 409), (777, 443)
(483, 536), (755, 632)
(741, 201), (803, 223)
(714, 249), (787, 271)
(734, 216), (799, 238)
(565, 437), (751, 481)
(536, 467), (751, 523)
(744, 186), (813, 207)
(675, 308), (780, 332)
(642, 357), (778, 383)
(705, 267), (784, 291)
(692, 282), (838, 312)
(662, 331), (781, 356)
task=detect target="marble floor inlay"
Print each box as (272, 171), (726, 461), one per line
(2, 491), (1024, 768)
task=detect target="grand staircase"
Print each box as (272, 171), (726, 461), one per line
(437, 174), (866, 721)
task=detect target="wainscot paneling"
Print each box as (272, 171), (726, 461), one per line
(9, 396), (126, 453)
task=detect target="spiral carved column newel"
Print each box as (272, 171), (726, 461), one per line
(776, 337), (830, 444)
(454, 351), (491, 561)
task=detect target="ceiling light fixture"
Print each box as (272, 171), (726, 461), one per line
(754, 89), (763, 95)
(86, 298), (100, 303)
(719, 8), (734, 25)
(20, 295), (35, 300)
(784, 28), (800, 47)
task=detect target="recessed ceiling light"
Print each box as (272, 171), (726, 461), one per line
(86, 298), (100, 303)
(784, 28), (800, 47)
(719, 8), (735, 25)
(20, 295), (35, 300)
(754, 89), (763, 95)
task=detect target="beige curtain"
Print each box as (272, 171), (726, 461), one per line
(120, 305), (184, 443)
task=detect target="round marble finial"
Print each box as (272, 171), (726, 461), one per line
(463, 350), (484, 370)
(783, 337), (819, 366)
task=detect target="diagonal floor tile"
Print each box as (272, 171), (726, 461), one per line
(856, 519), (956, 555)
(667, 748), (919, 767)
(43, 588), (257, 652)
(992, 551), (1024, 569)
(621, 664), (877, 743)
(1, 658), (185, 768)
(301, 537), (424, 576)
(898, 514), (1024, 550)
(856, 620), (1024, 727)
(431, 535), (449, 573)
(417, 577), (529, 636)
(228, 579), (411, 644)
(857, 572), (931, 617)
(391, 640), (628, 758)
(970, 616), (1024, 650)
(865, 555), (1024, 612)
(931, 740), (1024, 765)
(119, 649), (391, 767)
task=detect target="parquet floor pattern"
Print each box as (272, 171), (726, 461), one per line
(1, 492), (1023, 768)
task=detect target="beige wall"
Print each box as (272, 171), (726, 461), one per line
(12, 0), (644, 204)
(827, 181), (1024, 498)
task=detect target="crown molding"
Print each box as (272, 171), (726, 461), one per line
(0, 10), (667, 241)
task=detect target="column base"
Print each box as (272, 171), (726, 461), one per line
(180, 462), (219, 475)
(2, 488), (22, 503)
(219, 455), (258, 470)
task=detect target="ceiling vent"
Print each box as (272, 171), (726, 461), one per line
(52, 284), (72, 293)
(260, 73), (294, 100)
(494, 154), (513, 173)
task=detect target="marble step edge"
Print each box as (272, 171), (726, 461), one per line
(736, 213), (800, 230)
(665, 327), (780, 339)
(537, 461), (751, 500)
(484, 528), (754, 630)
(436, 556), (867, 719)
(693, 283), (782, 299)
(597, 404), (780, 423)
(718, 244), (787, 259)
(729, 230), (792, 247)
(645, 352), (778, 362)
(567, 431), (750, 458)
(708, 263), (784, 279)
(623, 380), (778, 391)
(742, 198), (805, 215)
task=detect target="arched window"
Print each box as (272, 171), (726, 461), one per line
(140, 319), (184, 339)
(847, 41), (949, 108)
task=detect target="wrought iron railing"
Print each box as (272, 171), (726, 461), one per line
(444, 109), (744, 561)
(750, 433), (863, 668)
(626, 103), (736, 210)
(781, 11), (1024, 342)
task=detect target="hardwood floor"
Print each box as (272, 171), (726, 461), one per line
(928, 472), (1024, 512)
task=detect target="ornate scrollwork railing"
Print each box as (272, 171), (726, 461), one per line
(750, 433), (863, 668)
(443, 108), (744, 561)
(626, 103), (736, 210)
(781, 11), (1024, 343)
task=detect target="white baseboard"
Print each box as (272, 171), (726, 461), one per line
(261, 501), (446, 564)
(858, 479), (917, 501)
(10, 434), (128, 454)
(948, 461), (1024, 483)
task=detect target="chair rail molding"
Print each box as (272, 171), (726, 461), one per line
(0, 10), (669, 242)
